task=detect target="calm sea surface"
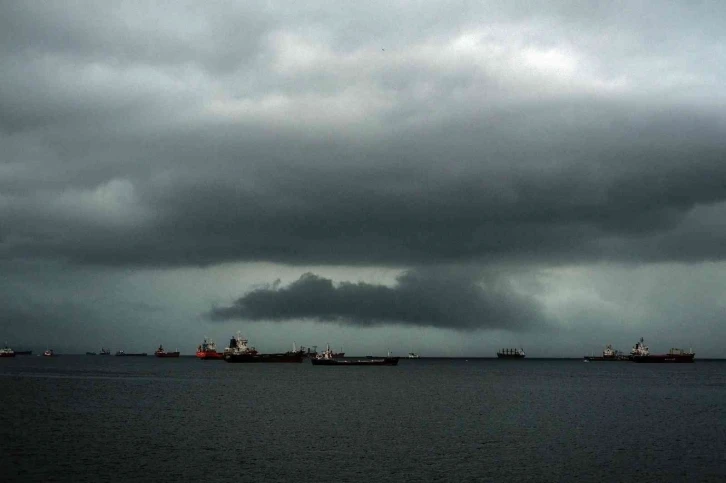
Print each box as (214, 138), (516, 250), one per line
(2, 356), (725, 482)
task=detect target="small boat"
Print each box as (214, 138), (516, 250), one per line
(115, 350), (147, 357)
(196, 337), (223, 360)
(0, 343), (15, 358)
(43, 349), (55, 357)
(408, 352), (420, 359)
(311, 345), (399, 366)
(154, 345), (180, 358)
(496, 348), (525, 359)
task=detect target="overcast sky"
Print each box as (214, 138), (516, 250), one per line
(1, 1), (725, 356)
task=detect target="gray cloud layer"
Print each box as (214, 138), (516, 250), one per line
(2, 2), (726, 269)
(2, 2), (726, 348)
(209, 269), (546, 330)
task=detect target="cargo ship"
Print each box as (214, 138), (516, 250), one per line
(115, 350), (147, 357)
(1, 344), (15, 358)
(223, 333), (302, 363)
(311, 344), (399, 366)
(154, 345), (180, 358)
(196, 338), (223, 360)
(630, 338), (695, 363)
(497, 348), (525, 359)
(584, 344), (630, 361)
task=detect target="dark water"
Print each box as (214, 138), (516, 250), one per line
(2, 357), (725, 482)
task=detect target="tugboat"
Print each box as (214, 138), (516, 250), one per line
(311, 344), (399, 366)
(196, 338), (223, 360)
(584, 344), (630, 362)
(0, 343), (15, 358)
(630, 338), (695, 363)
(154, 345), (180, 358)
(496, 348), (525, 359)
(223, 333), (302, 363)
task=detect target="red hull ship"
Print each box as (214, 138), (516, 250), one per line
(196, 338), (223, 360)
(155, 345), (180, 358)
(630, 338), (695, 363)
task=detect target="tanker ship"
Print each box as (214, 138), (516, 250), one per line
(630, 338), (695, 363)
(223, 332), (303, 363)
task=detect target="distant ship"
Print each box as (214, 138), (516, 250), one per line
(115, 350), (147, 357)
(99, 348), (111, 355)
(408, 352), (420, 359)
(584, 344), (630, 362)
(85, 351), (97, 355)
(630, 338), (695, 363)
(196, 338), (223, 360)
(223, 333), (302, 363)
(14, 350), (32, 356)
(1, 343), (15, 358)
(43, 349), (55, 357)
(311, 345), (399, 366)
(154, 345), (180, 358)
(497, 348), (525, 359)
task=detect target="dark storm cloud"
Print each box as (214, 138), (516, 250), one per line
(1, 1), (726, 269)
(209, 269), (545, 330)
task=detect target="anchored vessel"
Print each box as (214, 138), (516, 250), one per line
(630, 338), (695, 363)
(43, 349), (55, 357)
(497, 348), (525, 359)
(1, 343), (15, 358)
(408, 352), (421, 359)
(99, 348), (111, 356)
(115, 350), (147, 357)
(155, 345), (180, 358)
(584, 344), (630, 362)
(311, 345), (399, 366)
(196, 338), (223, 360)
(223, 333), (303, 363)
(14, 350), (32, 356)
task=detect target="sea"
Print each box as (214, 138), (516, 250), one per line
(2, 356), (725, 482)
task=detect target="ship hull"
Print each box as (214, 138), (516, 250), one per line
(155, 352), (180, 358)
(496, 354), (525, 359)
(0, 353), (15, 358)
(584, 356), (631, 362)
(224, 353), (304, 363)
(196, 350), (224, 360)
(115, 353), (147, 357)
(631, 354), (694, 363)
(311, 357), (399, 366)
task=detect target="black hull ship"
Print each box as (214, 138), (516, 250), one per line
(497, 348), (525, 359)
(310, 345), (399, 366)
(223, 332), (303, 363)
(115, 351), (147, 357)
(584, 344), (630, 362)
